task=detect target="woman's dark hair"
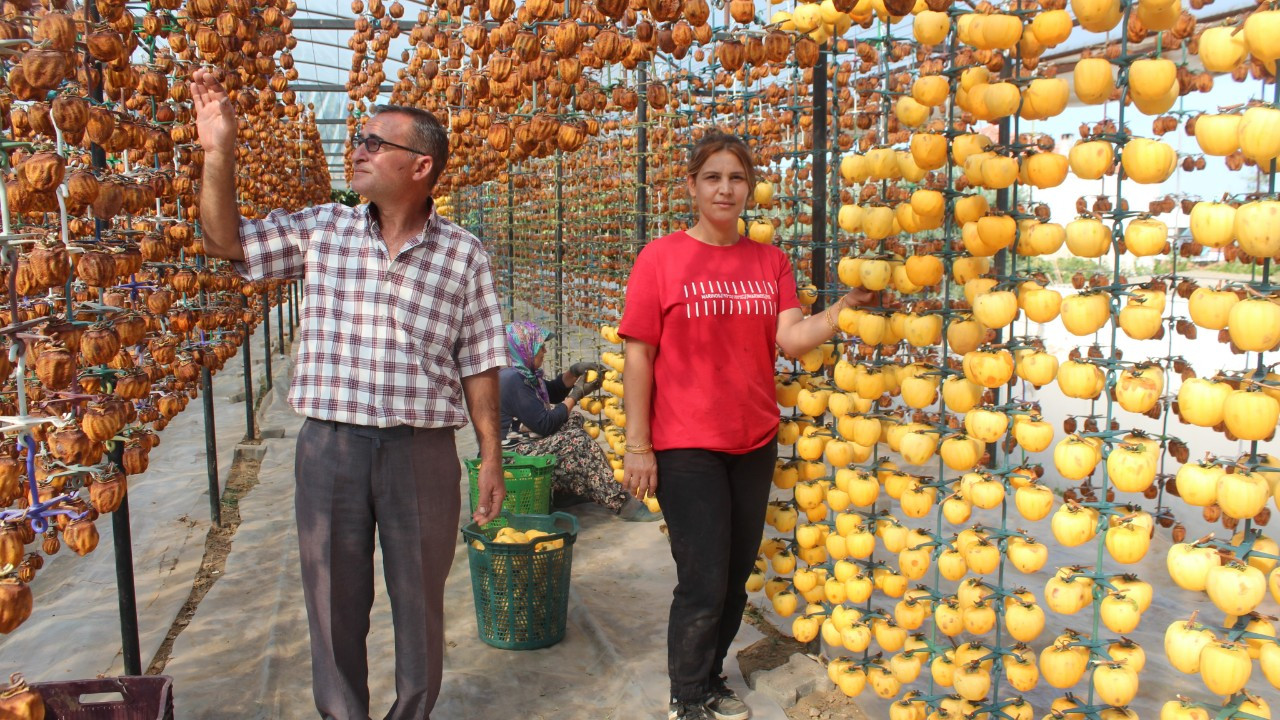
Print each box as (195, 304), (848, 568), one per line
(687, 130), (758, 192)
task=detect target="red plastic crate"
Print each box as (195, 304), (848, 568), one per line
(30, 676), (173, 720)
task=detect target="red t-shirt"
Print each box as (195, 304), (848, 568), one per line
(618, 231), (800, 453)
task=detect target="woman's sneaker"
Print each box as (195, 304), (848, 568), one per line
(704, 677), (749, 720)
(669, 699), (713, 720)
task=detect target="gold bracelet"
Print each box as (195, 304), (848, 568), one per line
(624, 442), (653, 454)
(824, 304), (839, 333)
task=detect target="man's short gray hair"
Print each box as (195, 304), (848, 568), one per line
(370, 104), (449, 190)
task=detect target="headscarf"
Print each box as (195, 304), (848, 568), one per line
(506, 321), (554, 405)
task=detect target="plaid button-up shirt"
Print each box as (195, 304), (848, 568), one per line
(234, 201), (508, 428)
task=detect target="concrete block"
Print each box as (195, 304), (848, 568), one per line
(751, 668), (798, 708)
(748, 654), (828, 709)
(234, 443), (269, 462)
(259, 427), (287, 439)
(784, 653), (829, 698)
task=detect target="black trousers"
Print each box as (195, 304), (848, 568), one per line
(655, 437), (778, 702)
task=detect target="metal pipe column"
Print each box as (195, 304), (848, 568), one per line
(261, 292), (273, 391)
(637, 63), (649, 247)
(554, 151), (564, 369)
(811, 49), (828, 310)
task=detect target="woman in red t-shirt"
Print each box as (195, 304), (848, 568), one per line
(618, 131), (872, 720)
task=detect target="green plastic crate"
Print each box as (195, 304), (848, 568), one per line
(461, 510), (578, 650)
(466, 452), (555, 531)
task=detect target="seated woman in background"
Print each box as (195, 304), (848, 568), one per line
(499, 321), (660, 521)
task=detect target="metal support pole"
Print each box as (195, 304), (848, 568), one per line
(276, 285), (285, 355)
(241, 295), (256, 441)
(637, 63), (649, 247)
(287, 282), (295, 343)
(506, 170), (515, 321)
(292, 281), (300, 327)
(108, 442), (141, 675)
(554, 151), (565, 369)
(987, 115), (1013, 468)
(83, 0), (139, 673)
(261, 292), (273, 391)
(201, 366), (221, 527)
(811, 49), (828, 310)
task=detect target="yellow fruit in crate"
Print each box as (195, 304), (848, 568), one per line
(1245, 10), (1280, 71)
(910, 132), (948, 171)
(1199, 641), (1252, 695)
(1198, 25), (1249, 72)
(1234, 200), (1280, 259)
(1054, 436), (1101, 483)
(1074, 57), (1115, 104)
(1065, 216), (1112, 257)
(1060, 292), (1111, 336)
(1121, 137), (1178, 184)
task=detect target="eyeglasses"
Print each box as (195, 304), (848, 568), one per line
(351, 133), (426, 155)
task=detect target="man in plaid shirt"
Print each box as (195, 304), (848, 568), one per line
(191, 68), (507, 720)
